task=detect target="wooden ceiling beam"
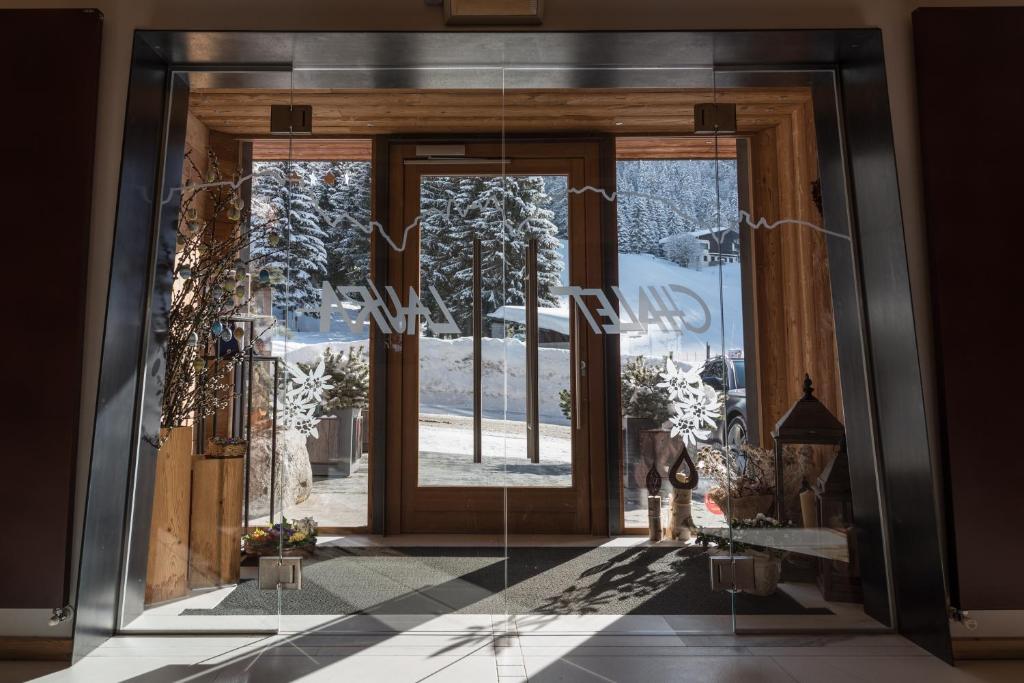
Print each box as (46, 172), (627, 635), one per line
(190, 87), (808, 136)
(251, 138), (372, 161)
(616, 136), (738, 160)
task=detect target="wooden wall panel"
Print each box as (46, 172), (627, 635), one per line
(748, 102), (842, 449)
(914, 7), (1024, 611)
(0, 8), (101, 610)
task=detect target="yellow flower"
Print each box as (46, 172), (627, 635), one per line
(289, 532), (307, 544)
(251, 528), (266, 539)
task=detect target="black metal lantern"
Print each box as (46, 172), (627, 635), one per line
(771, 375), (845, 522)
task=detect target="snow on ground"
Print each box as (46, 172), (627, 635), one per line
(418, 413), (572, 487)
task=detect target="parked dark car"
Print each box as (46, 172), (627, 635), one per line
(699, 356), (747, 448)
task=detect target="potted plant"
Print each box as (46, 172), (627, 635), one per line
(242, 516), (318, 557)
(696, 444), (779, 521)
(621, 356), (673, 487)
(303, 347), (369, 476)
(696, 513), (793, 596)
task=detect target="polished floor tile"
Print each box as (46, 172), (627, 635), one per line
(6, 631), (1024, 683)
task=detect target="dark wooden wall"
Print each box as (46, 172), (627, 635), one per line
(0, 9), (102, 610)
(914, 7), (1024, 611)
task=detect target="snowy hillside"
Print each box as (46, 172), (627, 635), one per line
(615, 250), (743, 360)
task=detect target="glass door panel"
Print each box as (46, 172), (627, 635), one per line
(416, 172), (572, 489)
(498, 68), (737, 633)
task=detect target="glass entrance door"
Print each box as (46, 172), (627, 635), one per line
(396, 144), (607, 534)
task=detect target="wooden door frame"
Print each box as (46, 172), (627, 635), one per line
(376, 136), (614, 535)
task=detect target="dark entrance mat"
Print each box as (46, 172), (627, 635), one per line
(183, 546), (831, 616)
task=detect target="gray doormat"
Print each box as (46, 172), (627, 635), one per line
(184, 546), (830, 616)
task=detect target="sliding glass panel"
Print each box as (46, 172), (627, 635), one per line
(711, 69), (893, 631)
(498, 67), (737, 636)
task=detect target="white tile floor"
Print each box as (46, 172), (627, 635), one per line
(3, 629), (1023, 683)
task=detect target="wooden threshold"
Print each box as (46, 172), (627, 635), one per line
(953, 637), (1024, 660)
(0, 636), (72, 661)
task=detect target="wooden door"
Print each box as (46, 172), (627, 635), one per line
(381, 139), (611, 534)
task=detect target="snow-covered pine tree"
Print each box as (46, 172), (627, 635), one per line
(662, 232), (704, 269)
(417, 175), (563, 337)
(418, 175), (473, 335)
(317, 161), (370, 286)
(250, 162), (328, 317)
(613, 159), (739, 255)
(321, 161), (372, 287)
(543, 175), (569, 239)
(474, 175), (562, 312)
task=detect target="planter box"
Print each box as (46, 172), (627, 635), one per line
(145, 425), (193, 605)
(306, 407), (362, 477)
(189, 456), (244, 588)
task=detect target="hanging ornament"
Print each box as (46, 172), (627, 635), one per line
(186, 206), (198, 221)
(234, 284), (245, 297)
(187, 332), (198, 347)
(192, 358), (206, 372)
(178, 266), (192, 280)
(205, 167), (217, 184)
(220, 328), (232, 342)
(184, 220), (200, 235)
(235, 269), (246, 283)
(258, 269), (270, 284)
(232, 195), (244, 210)
(211, 321), (224, 335)
(233, 327), (245, 342)
(323, 171), (336, 186)
(221, 282), (234, 296)
(288, 170), (301, 186)
(227, 206), (241, 222)
(268, 232), (280, 247)
(176, 233), (186, 247)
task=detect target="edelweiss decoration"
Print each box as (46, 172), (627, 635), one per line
(281, 357), (332, 438)
(659, 358), (722, 446)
